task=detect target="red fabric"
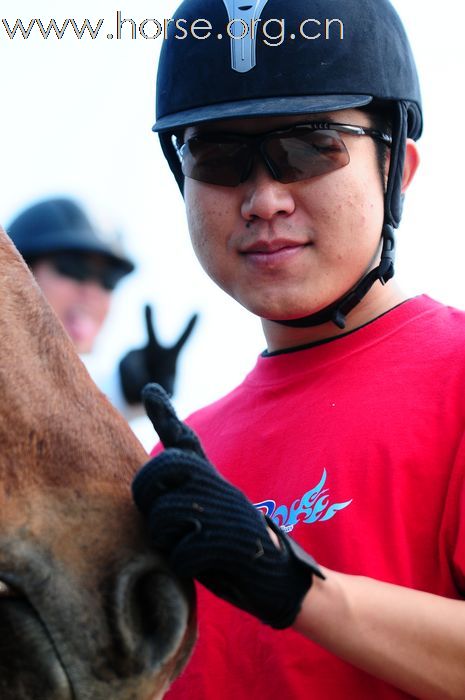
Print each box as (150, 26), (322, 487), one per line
(161, 295), (465, 699)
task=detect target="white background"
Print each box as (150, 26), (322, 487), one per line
(0, 1), (463, 447)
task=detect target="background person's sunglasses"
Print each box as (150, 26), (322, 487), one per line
(51, 253), (125, 291)
(175, 122), (392, 187)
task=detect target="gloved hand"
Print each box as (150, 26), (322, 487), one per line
(119, 306), (198, 404)
(132, 384), (325, 629)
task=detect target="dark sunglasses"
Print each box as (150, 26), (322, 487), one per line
(50, 253), (125, 291)
(175, 121), (392, 187)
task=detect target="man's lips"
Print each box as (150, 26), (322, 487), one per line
(240, 239), (311, 266)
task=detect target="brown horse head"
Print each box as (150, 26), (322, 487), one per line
(0, 228), (196, 699)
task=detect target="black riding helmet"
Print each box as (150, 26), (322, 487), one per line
(154, 0), (422, 329)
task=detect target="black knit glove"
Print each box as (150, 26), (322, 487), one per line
(132, 384), (324, 629)
(119, 306), (198, 403)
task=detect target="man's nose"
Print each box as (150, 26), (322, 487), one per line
(240, 160), (296, 222)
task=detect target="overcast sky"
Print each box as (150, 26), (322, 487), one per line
(0, 0), (463, 447)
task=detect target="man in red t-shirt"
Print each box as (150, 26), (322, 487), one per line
(132, 0), (465, 697)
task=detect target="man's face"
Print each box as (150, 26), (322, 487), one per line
(183, 108), (386, 326)
(32, 255), (112, 354)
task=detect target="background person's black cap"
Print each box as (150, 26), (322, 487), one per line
(7, 197), (135, 276)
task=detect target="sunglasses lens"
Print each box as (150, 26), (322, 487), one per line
(181, 138), (252, 186)
(265, 128), (350, 184)
(53, 255), (87, 282)
(52, 254), (121, 291)
(100, 268), (123, 291)
(180, 127), (350, 186)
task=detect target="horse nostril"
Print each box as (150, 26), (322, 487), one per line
(132, 569), (191, 665)
(108, 557), (192, 678)
(0, 580), (20, 598)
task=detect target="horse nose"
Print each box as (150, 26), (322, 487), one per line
(106, 555), (193, 678)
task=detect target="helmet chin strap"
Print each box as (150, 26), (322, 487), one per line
(273, 101), (408, 331)
(273, 223), (395, 330)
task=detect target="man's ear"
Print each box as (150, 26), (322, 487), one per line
(401, 139), (420, 193)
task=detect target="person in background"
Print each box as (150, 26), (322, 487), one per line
(7, 196), (197, 419)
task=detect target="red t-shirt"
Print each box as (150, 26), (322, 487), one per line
(162, 296), (465, 699)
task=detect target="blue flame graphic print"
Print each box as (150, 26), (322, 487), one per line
(255, 469), (352, 532)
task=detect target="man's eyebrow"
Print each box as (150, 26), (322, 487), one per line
(307, 114), (336, 123)
(182, 115), (346, 142)
(188, 116), (334, 133)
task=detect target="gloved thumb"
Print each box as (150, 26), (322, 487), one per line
(142, 383), (206, 457)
